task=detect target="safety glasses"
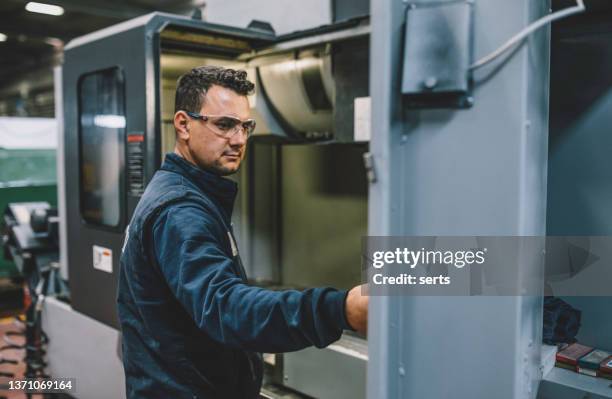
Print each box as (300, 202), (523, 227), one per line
(186, 111), (256, 139)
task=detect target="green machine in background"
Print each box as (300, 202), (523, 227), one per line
(0, 117), (58, 278)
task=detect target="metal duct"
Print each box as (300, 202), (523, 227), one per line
(257, 51), (335, 138)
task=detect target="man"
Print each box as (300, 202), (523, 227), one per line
(118, 66), (368, 399)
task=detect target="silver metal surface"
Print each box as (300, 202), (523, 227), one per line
(538, 368), (612, 399)
(42, 297), (126, 399)
(241, 23), (371, 61)
(368, 0), (551, 398)
(64, 13), (156, 50)
(258, 53), (334, 136)
(54, 66), (68, 281)
(203, 0), (332, 36)
(283, 334), (367, 399)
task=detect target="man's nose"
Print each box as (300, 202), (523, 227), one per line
(229, 128), (247, 147)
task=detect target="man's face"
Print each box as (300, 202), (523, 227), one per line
(180, 85), (250, 176)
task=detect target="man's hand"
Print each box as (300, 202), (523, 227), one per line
(345, 284), (368, 334)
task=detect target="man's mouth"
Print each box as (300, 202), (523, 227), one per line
(223, 153), (241, 159)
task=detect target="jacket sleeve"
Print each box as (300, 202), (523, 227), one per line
(150, 203), (352, 353)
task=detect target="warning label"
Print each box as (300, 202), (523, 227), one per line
(93, 245), (113, 273)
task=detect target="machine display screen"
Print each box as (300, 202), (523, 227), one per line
(78, 67), (125, 227)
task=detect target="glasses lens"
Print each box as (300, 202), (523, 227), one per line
(207, 116), (256, 138)
(242, 120), (256, 136)
(211, 117), (240, 134)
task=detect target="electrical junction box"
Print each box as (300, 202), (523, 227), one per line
(401, 1), (474, 108)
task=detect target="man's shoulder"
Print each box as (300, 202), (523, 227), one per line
(149, 198), (227, 251)
(140, 169), (207, 209)
(147, 169), (185, 193)
(136, 172), (186, 212)
(146, 169), (212, 202)
(140, 173), (218, 222)
(131, 169), (225, 236)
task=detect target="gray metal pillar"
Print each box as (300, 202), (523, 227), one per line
(368, 0), (550, 398)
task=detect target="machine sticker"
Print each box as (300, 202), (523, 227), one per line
(93, 245), (113, 273)
(354, 96), (371, 142)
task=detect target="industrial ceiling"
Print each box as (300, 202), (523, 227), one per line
(0, 0), (612, 117)
(0, 0), (203, 115)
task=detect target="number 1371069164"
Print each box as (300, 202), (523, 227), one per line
(5, 378), (75, 393)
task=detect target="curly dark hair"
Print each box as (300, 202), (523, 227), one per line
(174, 66), (255, 113)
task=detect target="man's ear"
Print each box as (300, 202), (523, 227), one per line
(174, 111), (190, 141)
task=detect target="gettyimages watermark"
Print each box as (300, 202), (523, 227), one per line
(362, 236), (612, 296)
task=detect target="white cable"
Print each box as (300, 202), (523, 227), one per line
(470, 0), (585, 70)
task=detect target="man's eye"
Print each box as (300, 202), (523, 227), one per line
(214, 119), (236, 131)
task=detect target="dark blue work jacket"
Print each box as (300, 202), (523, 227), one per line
(118, 153), (350, 399)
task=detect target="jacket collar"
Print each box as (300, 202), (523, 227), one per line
(161, 152), (238, 219)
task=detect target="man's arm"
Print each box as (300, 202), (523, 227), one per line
(151, 203), (367, 353)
